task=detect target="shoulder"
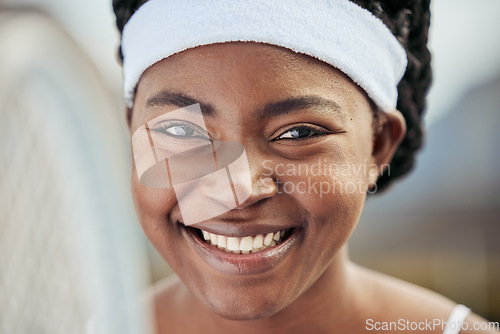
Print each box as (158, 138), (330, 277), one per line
(351, 263), (498, 334)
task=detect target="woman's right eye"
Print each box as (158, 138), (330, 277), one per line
(165, 125), (195, 137)
(151, 121), (209, 140)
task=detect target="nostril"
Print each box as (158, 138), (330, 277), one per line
(254, 177), (278, 197)
(234, 176), (278, 209)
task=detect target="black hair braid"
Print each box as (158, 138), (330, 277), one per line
(351, 0), (432, 193)
(112, 0), (432, 193)
(113, 0), (149, 60)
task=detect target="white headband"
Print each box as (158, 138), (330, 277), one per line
(122, 0), (407, 112)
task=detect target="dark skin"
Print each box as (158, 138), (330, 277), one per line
(129, 42), (497, 334)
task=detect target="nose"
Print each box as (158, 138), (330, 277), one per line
(234, 174), (277, 209)
(197, 142), (278, 210)
(230, 148), (278, 209)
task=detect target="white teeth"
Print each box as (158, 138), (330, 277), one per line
(199, 229), (289, 254)
(210, 233), (218, 245)
(227, 237), (240, 253)
(253, 235), (263, 249)
(264, 233), (273, 246)
(240, 237), (253, 252)
(217, 235), (227, 249)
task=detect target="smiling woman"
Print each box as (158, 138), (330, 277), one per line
(110, 1), (498, 334)
(131, 42), (390, 321)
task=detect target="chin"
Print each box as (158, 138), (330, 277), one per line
(199, 286), (287, 321)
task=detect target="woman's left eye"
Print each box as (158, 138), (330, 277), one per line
(274, 125), (328, 141)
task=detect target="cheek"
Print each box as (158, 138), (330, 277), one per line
(131, 172), (179, 250)
(267, 153), (369, 297)
(289, 166), (366, 236)
(276, 140), (372, 248)
(286, 143), (371, 212)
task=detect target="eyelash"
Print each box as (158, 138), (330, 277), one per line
(272, 124), (330, 141)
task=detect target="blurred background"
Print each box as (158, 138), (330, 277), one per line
(0, 0), (498, 333)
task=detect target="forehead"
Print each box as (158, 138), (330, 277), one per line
(132, 42), (370, 127)
(143, 42), (327, 77)
(137, 42), (355, 94)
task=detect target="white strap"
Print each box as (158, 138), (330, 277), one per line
(443, 304), (471, 334)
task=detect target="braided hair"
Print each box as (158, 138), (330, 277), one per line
(112, 0), (432, 193)
(351, 0), (432, 193)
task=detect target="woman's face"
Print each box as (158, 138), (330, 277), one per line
(130, 42), (382, 320)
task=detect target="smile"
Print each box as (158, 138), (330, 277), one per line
(199, 229), (290, 254)
(180, 221), (300, 275)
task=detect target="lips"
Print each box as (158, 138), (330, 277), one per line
(179, 222), (301, 275)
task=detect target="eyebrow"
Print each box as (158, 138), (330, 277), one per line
(255, 95), (342, 120)
(146, 90), (342, 119)
(146, 91), (215, 116)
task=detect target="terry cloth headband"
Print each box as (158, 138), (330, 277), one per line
(122, 0), (407, 112)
